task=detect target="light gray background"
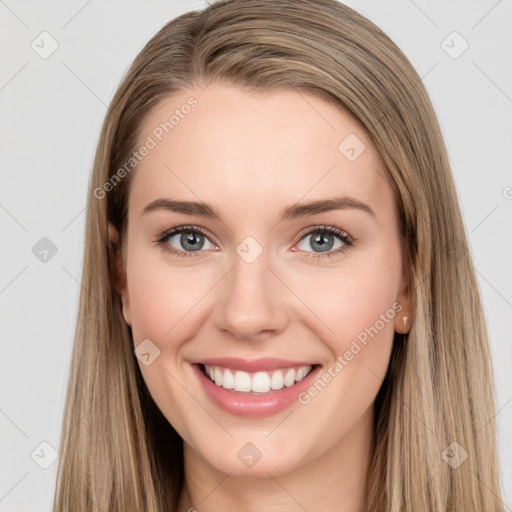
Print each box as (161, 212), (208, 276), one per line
(1, 1), (511, 510)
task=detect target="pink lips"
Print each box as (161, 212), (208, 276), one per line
(194, 357), (316, 372)
(191, 358), (321, 418)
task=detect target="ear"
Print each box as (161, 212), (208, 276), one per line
(394, 259), (412, 334)
(108, 223), (131, 326)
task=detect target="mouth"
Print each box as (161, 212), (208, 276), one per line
(198, 363), (317, 394)
(191, 359), (322, 417)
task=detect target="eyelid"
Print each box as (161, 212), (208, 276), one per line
(294, 224), (353, 245)
(155, 224), (354, 259)
(155, 225), (218, 255)
(291, 225), (354, 259)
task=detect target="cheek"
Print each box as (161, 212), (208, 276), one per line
(290, 250), (402, 443)
(287, 241), (403, 358)
(126, 248), (216, 343)
(333, 265), (400, 358)
(125, 248), (213, 433)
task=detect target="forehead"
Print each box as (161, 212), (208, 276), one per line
(129, 83), (394, 228)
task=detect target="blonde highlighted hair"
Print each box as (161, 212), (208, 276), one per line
(53, 0), (505, 510)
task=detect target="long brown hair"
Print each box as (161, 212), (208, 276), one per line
(53, 0), (506, 510)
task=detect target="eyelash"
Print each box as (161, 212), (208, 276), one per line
(154, 224), (355, 260)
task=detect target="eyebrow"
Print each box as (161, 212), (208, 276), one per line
(140, 196), (376, 222)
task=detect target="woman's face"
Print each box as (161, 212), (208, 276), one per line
(112, 82), (410, 478)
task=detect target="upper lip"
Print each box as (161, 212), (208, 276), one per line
(193, 357), (317, 372)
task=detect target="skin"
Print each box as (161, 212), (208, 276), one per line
(109, 82), (411, 512)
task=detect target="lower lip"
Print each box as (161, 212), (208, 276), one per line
(192, 363), (321, 417)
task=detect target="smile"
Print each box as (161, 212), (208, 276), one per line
(191, 358), (322, 417)
(201, 364), (313, 393)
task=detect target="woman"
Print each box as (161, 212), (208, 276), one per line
(53, 0), (506, 510)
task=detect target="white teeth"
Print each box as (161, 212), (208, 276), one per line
(252, 372), (271, 393)
(203, 364), (313, 393)
(214, 367), (223, 386)
(284, 368), (296, 387)
(234, 371), (252, 392)
(296, 367), (306, 381)
(270, 371), (284, 390)
(223, 369), (234, 389)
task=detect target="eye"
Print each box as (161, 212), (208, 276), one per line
(155, 225), (217, 257)
(293, 225), (354, 259)
(155, 224), (354, 259)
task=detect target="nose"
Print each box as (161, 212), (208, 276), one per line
(213, 249), (289, 342)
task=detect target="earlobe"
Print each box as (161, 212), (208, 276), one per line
(121, 298), (132, 327)
(394, 297), (412, 334)
(395, 262), (413, 334)
(108, 222), (132, 326)
(108, 222), (119, 246)
(395, 312), (411, 334)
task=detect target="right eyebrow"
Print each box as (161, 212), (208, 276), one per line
(140, 198), (222, 219)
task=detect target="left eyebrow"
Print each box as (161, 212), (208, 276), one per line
(140, 195), (376, 222)
(278, 196), (375, 220)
